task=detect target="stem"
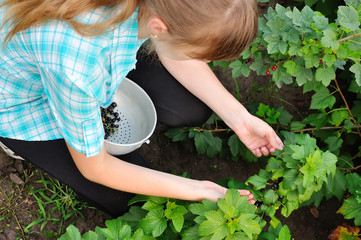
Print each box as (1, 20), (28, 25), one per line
(338, 33), (361, 43)
(194, 128), (231, 133)
(337, 165), (361, 171)
(347, 57), (361, 61)
(293, 125), (361, 133)
(334, 78), (361, 137)
(233, 77), (241, 101)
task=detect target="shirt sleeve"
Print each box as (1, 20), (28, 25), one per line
(39, 67), (105, 157)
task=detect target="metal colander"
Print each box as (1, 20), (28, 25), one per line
(104, 78), (157, 155)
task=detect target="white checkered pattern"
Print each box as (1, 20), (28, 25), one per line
(0, 6), (146, 157)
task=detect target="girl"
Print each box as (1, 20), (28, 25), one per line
(0, 0), (284, 217)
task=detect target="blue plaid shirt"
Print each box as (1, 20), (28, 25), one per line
(0, 6), (147, 157)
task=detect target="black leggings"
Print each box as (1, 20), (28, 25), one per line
(0, 49), (212, 218)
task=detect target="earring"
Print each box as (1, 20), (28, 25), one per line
(151, 34), (158, 40)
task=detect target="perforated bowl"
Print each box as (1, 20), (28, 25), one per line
(104, 78), (157, 155)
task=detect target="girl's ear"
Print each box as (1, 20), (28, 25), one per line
(147, 17), (168, 37)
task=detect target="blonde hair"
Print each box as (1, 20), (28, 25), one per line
(1, 0), (258, 61)
(140, 0), (259, 61)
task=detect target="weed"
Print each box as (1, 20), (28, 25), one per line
(24, 172), (94, 237)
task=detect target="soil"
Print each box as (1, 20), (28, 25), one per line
(0, 1), (357, 239)
(0, 67), (353, 240)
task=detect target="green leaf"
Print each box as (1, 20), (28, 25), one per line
(81, 231), (98, 240)
(324, 136), (343, 155)
(194, 131), (222, 158)
(228, 134), (243, 158)
(165, 128), (188, 142)
(198, 210), (229, 238)
(229, 60), (251, 78)
(337, 6), (360, 31)
(321, 29), (340, 51)
(315, 67), (336, 86)
(138, 209), (167, 237)
(310, 87), (336, 109)
(59, 225), (82, 240)
(263, 189), (279, 204)
(265, 35), (288, 54)
(337, 198), (361, 226)
(303, 112), (329, 129)
(326, 169), (347, 200)
(281, 201), (299, 217)
(329, 109), (350, 126)
(238, 214), (262, 239)
(293, 66), (313, 86)
(283, 169), (299, 190)
(290, 121), (306, 131)
(283, 61), (296, 75)
(346, 173), (361, 196)
(247, 175), (268, 190)
(350, 63), (361, 86)
(323, 54), (337, 68)
(276, 225), (291, 240)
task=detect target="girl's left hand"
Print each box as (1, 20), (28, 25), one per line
(202, 180), (255, 204)
(234, 114), (284, 157)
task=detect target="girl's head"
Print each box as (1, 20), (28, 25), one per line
(2, 0), (258, 61)
(139, 0), (259, 61)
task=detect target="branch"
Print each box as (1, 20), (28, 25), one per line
(338, 33), (361, 43)
(337, 165), (361, 171)
(347, 57), (361, 61)
(293, 125), (361, 133)
(334, 78), (361, 137)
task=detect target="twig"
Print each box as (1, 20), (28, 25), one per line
(337, 165), (361, 171)
(334, 78), (361, 137)
(12, 209), (25, 239)
(293, 125), (361, 133)
(338, 33), (361, 43)
(347, 57), (361, 61)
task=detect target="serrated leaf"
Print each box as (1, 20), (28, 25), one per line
(350, 63), (361, 86)
(293, 66), (313, 86)
(283, 169), (299, 190)
(228, 134), (243, 158)
(194, 131), (222, 158)
(324, 136), (343, 155)
(326, 169), (347, 200)
(81, 231), (98, 240)
(303, 112), (329, 129)
(138, 209), (167, 237)
(290, 121), (306, 131)
(321, 29), (340, 51)
(198, 210), (229, 238)
(165, 128), (188, 142)
(264, 189), (279, 204)
(330, 109), (350, 126)
(59, 225), (82, 240)
(276, 225), (292, 240)
(337, 198), (361, 226)
(229, 60), (251, 78)
(315, 67), (336, 86)
(310, 87), (336, 109)
(337, 6), (360, 31)
(247, 175), (268, 190)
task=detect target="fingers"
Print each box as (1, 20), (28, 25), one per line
(238, 189), (255, 205)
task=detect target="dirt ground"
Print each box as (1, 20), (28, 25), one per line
(0, 66), (354, 240)
(0, 1), (357, 239)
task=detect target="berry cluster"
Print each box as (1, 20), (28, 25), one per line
(255, 177), (284, 207)
(266, 64), (278, 75)
(101, 102), (120, 139)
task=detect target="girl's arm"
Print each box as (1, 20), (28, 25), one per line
(157, 55), (284, 157)
(66, 142), (254, 203)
